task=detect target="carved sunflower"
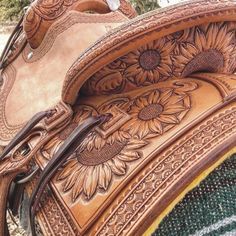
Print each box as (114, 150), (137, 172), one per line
(56, 138), (147, 201)
(174, 23), (235, 77)
(121, 39), (174, 85)
(79, 98), (131, 151)
(122, 88), (190, 139)
(166, 28), (192, 55)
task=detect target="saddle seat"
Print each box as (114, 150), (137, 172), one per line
(0, 0), (135, 145)
(1, 0), (236, 235)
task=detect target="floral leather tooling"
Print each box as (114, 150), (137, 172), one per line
(0, 0), (236, 235)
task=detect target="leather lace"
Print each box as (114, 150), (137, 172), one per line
(0, 111), (109, 235)
(0, 15), (24, 70)
(28, 114), (110, 236)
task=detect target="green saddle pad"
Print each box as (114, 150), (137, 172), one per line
(153, 155), (236, 236)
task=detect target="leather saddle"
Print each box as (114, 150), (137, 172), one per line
(1, 0), (236, 235)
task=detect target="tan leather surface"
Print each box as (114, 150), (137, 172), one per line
(33, 73), (236, 235)
(1, 1), (236, 235)
(23, 0), (136, 48)
(0, 10), (128, 145)
(62, 0), (236, 104)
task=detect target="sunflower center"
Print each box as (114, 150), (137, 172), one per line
(76, 141), (126, 166)
(138, 104), (163, 121)
(58, 123), (78, 140)
(182, 49), (224, 77)
(139, 50), (161, 70)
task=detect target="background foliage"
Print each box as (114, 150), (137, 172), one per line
(131, 0), (160, 15)
(0, 0), (160, 22)
(0, 0), (30, 22)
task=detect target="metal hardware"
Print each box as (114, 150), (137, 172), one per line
(19, 144), (31, 157)
(27, 52), (34, 60)
(106, 0), (121, 11)
(16, 167), (40, 184)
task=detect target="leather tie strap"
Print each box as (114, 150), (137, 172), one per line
(0, 15), (24, 70)
(28, 114), (110, 236)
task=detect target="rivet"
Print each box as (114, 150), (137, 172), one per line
(106, 0), (120, 11)
(27, 52), (34, 60)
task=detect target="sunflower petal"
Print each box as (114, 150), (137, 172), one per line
(124, 64), (140, 78)
(122, 51), (139, 64)
(195, 28), (206, 51)
(159, 89), (173, 104)
(98, 164), (112, 190)
(71, 167), (87, 202)
(57, 159), (79, 180)
(118, 151), (141, 162)
(63, 170), (80, 192)
(83, 166), (99, 199)
(153, 120), (163, 134)
(163, 104), (186, 114)
(137, 123), (150, 139)
(135, 71), (146, 85)
(158, 114), (179, 124)
(108, 158), (127, 176)
(127, 121), (141, 136)
(180, 43), (197, 59)
(206, 24), (218, 48)
(215, 24), (228, 48)
(158, 65), (171, 77)
(125, 139), (148, 150)
(146, 71), (155, 83)
(154, 38), (165, 50)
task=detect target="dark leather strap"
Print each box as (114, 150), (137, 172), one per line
(0, 172), (18, 236)
(0, 110), (54, 161)
(0, 15), (24, 70)
(28, 114), (110, 236)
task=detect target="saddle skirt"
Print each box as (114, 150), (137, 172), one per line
(1, 0), (236, 235)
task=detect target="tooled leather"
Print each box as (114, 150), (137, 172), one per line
(81, 21), (236, 96)
(22, 11), (128, 63)
(29, 74), (236, 235)
(191, 73), (236, 101)
(29, 115), (108, 236)
(28, 102), (236, 236)
(23, 0), (136, 49)
(2, 1), (236, 235)
(26, 177), (79, 236)
(95, 104), (236, 236)
(0, 9), (129, 144)
(0, 102), (73, 236)
(0, 65), (23, 144)
(62, 0), (236, 104)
